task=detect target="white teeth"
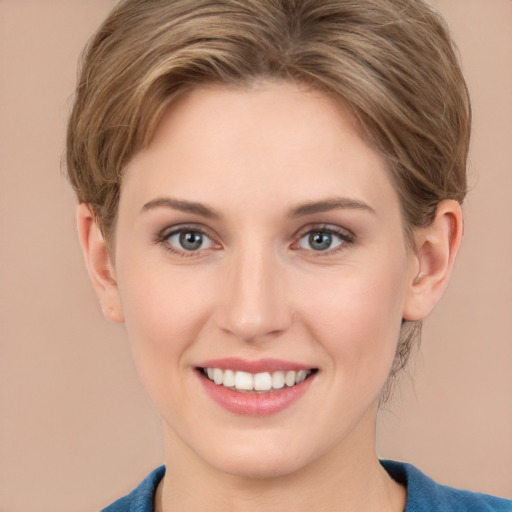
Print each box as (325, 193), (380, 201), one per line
(285, 371), (296, 387)
(235, 371), (254, 390)
(203, 367), (313, 391)
(223, 369), (235, 387)
(296, 370), (308, 384)
(272, 371), (285, 389)
(213, 368), (223, 385)
(253, 372), (272, 391)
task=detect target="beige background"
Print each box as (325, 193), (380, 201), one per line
(0, 1), (511, 511)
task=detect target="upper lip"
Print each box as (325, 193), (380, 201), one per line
(196, 357), (315, 374)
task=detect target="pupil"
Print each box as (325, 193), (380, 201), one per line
(180, 231), (202, 250)
(310, 232), (332, 251)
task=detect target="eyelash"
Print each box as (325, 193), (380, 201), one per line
(155, 225), (218, 257)
(154, 224), (355, 257)
(293, 225), (355, 256)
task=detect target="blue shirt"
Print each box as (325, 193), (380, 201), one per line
(101, 461), (511, 511)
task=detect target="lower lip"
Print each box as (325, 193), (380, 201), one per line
(198, 371), (315, 416)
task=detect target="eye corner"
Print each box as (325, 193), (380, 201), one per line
(292, 225), (355, 256)
(154, 224), (222, 257)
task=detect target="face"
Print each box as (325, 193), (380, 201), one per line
(111, 81), (417, 478)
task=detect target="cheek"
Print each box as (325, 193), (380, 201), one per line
(297, 260), (406, 383)
(116, 264), (216, 373)
(115, 265), (224, 429)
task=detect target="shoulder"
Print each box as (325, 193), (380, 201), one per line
(101, 466), (166, 512)
(381, 460), (511, 512)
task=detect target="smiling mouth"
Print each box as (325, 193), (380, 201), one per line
(198, 367), (318, 393)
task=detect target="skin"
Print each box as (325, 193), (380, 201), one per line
(78, 80), (462, 511)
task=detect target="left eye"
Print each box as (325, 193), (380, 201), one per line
(166, 229), (214, 252)
(297, 229), (346, 252)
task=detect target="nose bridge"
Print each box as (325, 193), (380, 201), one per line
(217, 237), (291, 341)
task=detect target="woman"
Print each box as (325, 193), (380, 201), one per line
(66, 0), (511, 510)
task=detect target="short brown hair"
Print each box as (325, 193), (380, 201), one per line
(66, 0), (471, 397)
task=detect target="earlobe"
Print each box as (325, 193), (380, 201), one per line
(76, 204), (124, 323)
(403, 200), (463, 321)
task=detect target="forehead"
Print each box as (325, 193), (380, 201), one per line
(121, 80), (399, 221)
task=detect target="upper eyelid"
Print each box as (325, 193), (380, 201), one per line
(157, 223), (214, 239)
(292, 225), (355, 254)
(154, 223), (354, 248)
(155, 224), (219, 251)
(156, 225), (220, 257)
(294, 223), (354, 239)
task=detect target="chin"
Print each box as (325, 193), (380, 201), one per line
(212, 453), (307, 480)
(193, 429), (325, 480)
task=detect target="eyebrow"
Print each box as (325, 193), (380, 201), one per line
(288, 197), (376, 217)
(141, 197), (220, 218)
(140, 196), (375, 219)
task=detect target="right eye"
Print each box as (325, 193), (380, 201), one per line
(158, 226), (219, 256)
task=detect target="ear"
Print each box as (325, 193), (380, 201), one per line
(76, 203), (124, 323)
(403, 200), (463, 321)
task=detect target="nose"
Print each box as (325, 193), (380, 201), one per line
(215, 243), (293, 342)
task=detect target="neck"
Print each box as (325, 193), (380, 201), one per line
(156, 409), (405, 512)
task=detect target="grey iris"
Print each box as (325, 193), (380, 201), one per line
(180, 231), (203, 250)
(309, 232), (332, 251)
